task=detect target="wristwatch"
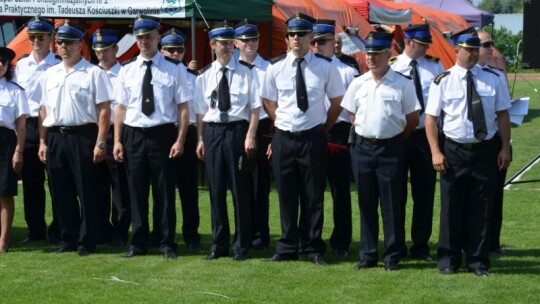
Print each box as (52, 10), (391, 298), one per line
(96, 141), (106, 149)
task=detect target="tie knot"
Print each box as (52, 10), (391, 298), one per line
(467, 70), (472, 76)
(409, 59), (417, 67)
(295, 57), (304, 64)
(144, 60), (152, 67)
(220, 66), (228, 73)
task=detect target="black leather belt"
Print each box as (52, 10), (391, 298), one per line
(445, 137), (495, 150)
(49, 124), (96, 134)
(127, 123), (175, 133)
(205, 120), (248, 128)
(275, 125), (324, 138)
(358, 133), (402, 145)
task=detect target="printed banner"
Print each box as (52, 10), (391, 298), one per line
(0, 0), (189, 19)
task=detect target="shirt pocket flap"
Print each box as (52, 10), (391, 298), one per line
(380, 90), (401, 102)
(446, 89), (464, 100)
(276, 80), (293, 91)
(125, 79), (141, 88)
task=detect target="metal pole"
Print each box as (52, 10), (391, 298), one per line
(191, 16), (196, 64)
(511, 39), (522, 99)
(504, 152), (540, 187)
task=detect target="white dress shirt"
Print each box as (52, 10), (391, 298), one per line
(0, 77), (30, 130)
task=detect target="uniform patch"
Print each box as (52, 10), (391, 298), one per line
(433, 71), (450, 85)
(482, 67), (500, 77)
(239, 60), (255, 69)
(395, 71), (412, 80)
(269, 53), (286, 65)
(121, 57), (137, 66)
(425, 54), (440, 63)
(389, 56), (398, 65)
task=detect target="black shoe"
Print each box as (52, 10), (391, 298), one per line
(440, 267), (457, 275)
(20, 236), (46, 244)
(56, 245), (75, 254)
(77, 247), (90, 257)
(470, 268), (491, 277)
(334, 249), (348, 258)
(124, 248), (146, 258)
(308, 254), (328, 266)
(491, 248), (507, 255)
(251, 244), (269, 252)
(267, 253), (299, 262)
(384, 262), (399, 271)
(206, 251), (227, 260)
(233, 253), (247, 261)
(354, 260), (377, 269)
(411, 254), (433, 261)
(187, 243), (200, 253)
(162, 248), (178, 259)
(109, 239), (127, 248)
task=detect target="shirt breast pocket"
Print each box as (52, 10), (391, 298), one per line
(0, 92), (11, 107)
(230, 81), (249, 108)
(125, 79), (142, 101)
(477, 88), (495, 113)
(276, 80), (294, 95)
(45, 80), (60, 106)
(151, 76), (173, 103)
(380, 90), (402, 116)
(71, 80), (92, 105)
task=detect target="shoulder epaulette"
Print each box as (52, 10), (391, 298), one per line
(187, 68), (199, 76)
(201, 63), (212, 74)
(395, 71), (412, 80)
(9, 81), (25, 91)
(164, 56), (180, 65)
(269, 53), (286, 65)
(433, 71), (450, 85)
(482, 67), (500, 77)
(239, 60), (255, 69)
(54, 54), (62, 61)
(121, 57), (137, 66)
(314, 53), (331, 62)
(17, 54), (30, 62)
(425, 54), (440, 63)
(487, 65), (504, 72)
(97, 65), (104, 70)
(388, 56), (398, 65)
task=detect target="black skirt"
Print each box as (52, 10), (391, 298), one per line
(0, 126), (17, 196)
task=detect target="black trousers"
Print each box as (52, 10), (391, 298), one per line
(249, 118), (272, 249)
(491, 135), (508, 251)
(22, 117), (60, 240)
(46, 125), (100, 251)
(351, 135), (405, 264)
(176, 125), (200, 246)
(123, 124), (178, 252)
(437, 137), (497, 271)
(96, 127), (131, 243)
(272, 126), (327, 256)
(326, 122), (352, 252)
(400, 129), (436, 257)
(204, 121), (252, 255)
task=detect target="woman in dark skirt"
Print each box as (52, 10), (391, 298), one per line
(0, 47), (29, 252)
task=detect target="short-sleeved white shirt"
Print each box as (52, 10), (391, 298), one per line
(0, 78), (30, 130)
(341, 68), (421, 139)
(261, 51), (345, 132)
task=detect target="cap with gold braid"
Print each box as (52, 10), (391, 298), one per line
(285, 12), (315, 33)
(234, 19), (259, 39)
(364, 31), (394, 53)
(92, 29), (118, 51)
(208, 20), (235, 41)
(131, 14), (160, 36)
(161, 28), (185, 48)
(451, 27), (481, 48)
(26, 16), (54, 34)
(56, 20), (86, 40)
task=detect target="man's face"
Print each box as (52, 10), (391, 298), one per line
(334, 36), (342, 55)
(285, 31), (312, 53)
(366, 50), (391, 72)
(234, 37), (259, 56)
(405, 39), (429, 59)
(161, 45), (185, 61)
(311, 34), (335, 58)
(478, 32), (494, 64)
(56, 39), (82, 60)
(211, 39), (234, 61)
(28, 33), (52, 53)
(136, 31), (160, 53)
(455, 45), (479, 69)
(95, 45), (118, 65)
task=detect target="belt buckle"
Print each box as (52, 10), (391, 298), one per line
(291, 131), (303, 137)
(59, 127), (69, 134)
(462, 143), (473, 149)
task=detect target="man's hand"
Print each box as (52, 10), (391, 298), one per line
(196, 141), (205, 161)
(113, 142), (124, 162)
(432, 151), (448, 175)
(12, 150), (23, 172)
(38, 143), (47, 164)
(170, 142), (184, 158)
(93, 146), (106, 164)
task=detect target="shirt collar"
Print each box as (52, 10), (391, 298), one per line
(454, 64), (479, 78)
(137, 52), (162, 67)
(287, 51), (313, 66)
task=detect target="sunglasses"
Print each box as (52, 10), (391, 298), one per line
(56, 39), (77, 46)
(310, 39), (333, 46)
(287, 32), (309, 38)
(238, 38), (259, 43)
(481, 41), (494, 48)
(29, 34), (47, 42)
(165, 47), (185, 54)
(0, 58), (8, 65)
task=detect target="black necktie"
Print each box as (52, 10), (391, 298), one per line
(141, 60), (154, 116)
(409, 60), (424, 114)
(218, 67), (231, 112)
(466, 70), (487, 140)
(295, 58), (308, 112)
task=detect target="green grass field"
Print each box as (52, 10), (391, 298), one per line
(1, 80), (539, 303)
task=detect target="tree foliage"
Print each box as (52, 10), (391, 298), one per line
(484, 25), (523, 71)
(478, 0), (523, 13)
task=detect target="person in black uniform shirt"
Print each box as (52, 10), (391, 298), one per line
(114, 15), (191, 259)
(425, 27), (511, 276)
(14, 16), (61, 244)
(159, 28), (201, 252)
(341, 32), (420, 271)
(0, 47), (29, 253)
(389, 24), (446, 261)
(233, 19), (272, 252)
(194, 21), (260, 261)
(91, 29), (131, 247)
(261, 13), (345, 266)
(334, 35), (361, 73)
(35, 21), (112, 256)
